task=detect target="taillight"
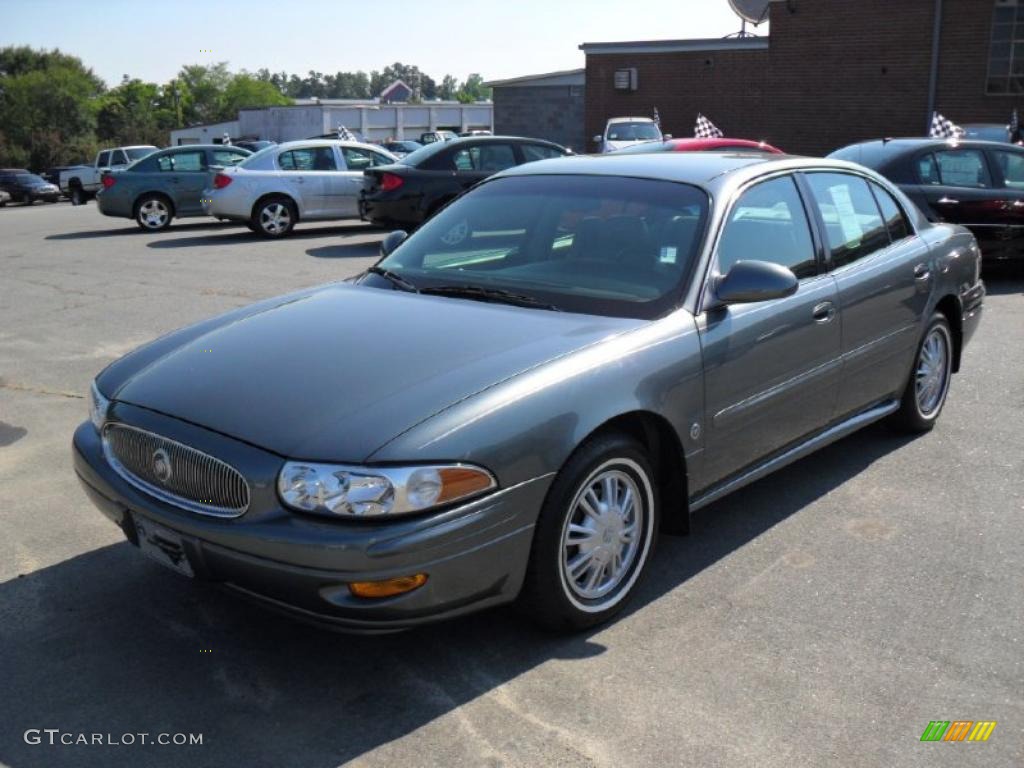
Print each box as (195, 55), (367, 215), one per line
(213, 173), (233, 189)
(101, 175), (116, 189)
(380, 172), (404, 192)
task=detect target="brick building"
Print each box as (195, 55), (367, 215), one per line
(582, 0), (1017, 156)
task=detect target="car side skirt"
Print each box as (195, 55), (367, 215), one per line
(689, 398), (900, 513)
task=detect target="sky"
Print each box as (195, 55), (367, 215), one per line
(0, 0), (767, 87)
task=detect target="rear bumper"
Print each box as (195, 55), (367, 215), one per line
(359, 195), (423, 227)
(72, 418), (547, 632)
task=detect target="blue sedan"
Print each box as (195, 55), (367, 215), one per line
(96, 145), (250, 231)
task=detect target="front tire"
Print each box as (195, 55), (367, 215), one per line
(252, 196), (296, 237)
(520, 433), (659, 631)
(891, 312), (953, 433)
(135, 195), (173, 231)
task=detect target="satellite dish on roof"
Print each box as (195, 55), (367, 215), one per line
(728, 0), (771, 24)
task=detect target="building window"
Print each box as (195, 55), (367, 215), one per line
(988, 0), (1024, 93)
(613, 68), (638, 91)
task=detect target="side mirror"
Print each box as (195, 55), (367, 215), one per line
(663, 133), (673, 140)
(592, 134), (602, 144)
(715, 260), (798, 305)
(380, 229), (409, 257)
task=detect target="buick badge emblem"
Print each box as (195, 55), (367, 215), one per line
(152, 448), (172, 484)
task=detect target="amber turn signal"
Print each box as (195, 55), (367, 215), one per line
(436, 467), (495, 504)
(348, 573), (428, 599)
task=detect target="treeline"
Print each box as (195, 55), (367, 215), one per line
(0, 46), (490, 170)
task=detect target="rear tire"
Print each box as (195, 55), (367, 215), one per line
(252, 196), (296, 237)
(69, 186), (86, 206)
(135, 194), (173, 231)
(891, 312), (953, 433)
(519, 432), (659, 632)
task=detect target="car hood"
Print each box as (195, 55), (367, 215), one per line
(112, 283), (643, 461)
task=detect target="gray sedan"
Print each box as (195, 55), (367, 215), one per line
(96, 145), (251, 230)
(73, 152), (984, 632)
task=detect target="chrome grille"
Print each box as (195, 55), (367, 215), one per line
(102, 423), (249, 517)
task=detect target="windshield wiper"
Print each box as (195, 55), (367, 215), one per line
(421, 284), (561, 312)
(367, 266), (419, 293)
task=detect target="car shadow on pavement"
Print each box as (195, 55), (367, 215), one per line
(0, 422), (913, 768)
(145, 224), (382, 250)
(45, 222), (240, 241)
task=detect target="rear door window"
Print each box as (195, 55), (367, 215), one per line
(717, 175), (818, 279)
(521, 144), (565, 163)
(279, 147), (337, 171)
(931, 149), (992, 188)
(869, 182), (911, 242)
(97, 151), (111, 167)
(157, 152), (205, 172)
(805, 172), (890, 268)
(110, 150), (129, 166)
(991, 149), (1024, 189)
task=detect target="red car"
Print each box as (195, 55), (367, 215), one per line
(612, 138), (784, 155)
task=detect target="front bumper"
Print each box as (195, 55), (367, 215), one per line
(961, 279), (985, 351)
(72, 412), (548, 632)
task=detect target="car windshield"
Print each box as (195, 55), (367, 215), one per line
(16, 173), (46, 184)
(607, 123), (661, 141)
(125, 147), (157, 160)
(376, 174), (709, 319)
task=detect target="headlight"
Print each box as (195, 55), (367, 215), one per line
(277, 462), (496, 518)
(89, 381), (110, 432)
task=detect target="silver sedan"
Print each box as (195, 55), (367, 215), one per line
(202, 140), (397, 237)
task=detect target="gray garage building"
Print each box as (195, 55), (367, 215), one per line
(484, 69), (585, 152)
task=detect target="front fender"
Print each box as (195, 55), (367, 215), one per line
(368, 311), (706, 490)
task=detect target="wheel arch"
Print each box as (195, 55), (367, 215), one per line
(577, 410), (690, 535)
(934, 294), (963, 372)
(251, 192), (299, 222)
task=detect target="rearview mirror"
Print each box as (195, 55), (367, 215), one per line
(380, 230), (409, 257)
(715, 260), (798, 305)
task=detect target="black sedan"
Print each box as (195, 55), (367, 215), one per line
(0, 169), (61, 204)
(359, 136), (569, 229)
(829, 137), (1024, 262)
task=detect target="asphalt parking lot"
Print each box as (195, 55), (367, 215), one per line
(0, 201), (1022, 768)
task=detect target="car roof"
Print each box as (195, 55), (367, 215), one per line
(607, 117), (655, 124)
(834, 137), (1013, 154)
(269, 139), (388, 152)
(155, 144), (250, 152)
(664, 138), (783, 152)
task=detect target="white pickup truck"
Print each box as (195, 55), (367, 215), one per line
(60, 145), (158, 205)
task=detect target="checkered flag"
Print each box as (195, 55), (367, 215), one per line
(695, 113), (724, 139)
(929, 112), (964, 139)
(1011, 108), (1020, 143)
(336, 125), (357, 141)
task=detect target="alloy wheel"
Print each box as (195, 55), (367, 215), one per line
(560, 463), (646, 604)
(260, 203), (291, 235)
(915, 325), (951, 416)
(138, 199), (169, 229)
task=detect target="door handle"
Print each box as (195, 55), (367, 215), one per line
(812, 301), (836, 323)
(936, 196), (959, 205)
(914, 263), (931, 281)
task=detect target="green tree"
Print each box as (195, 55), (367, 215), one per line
(97, 77), (171, 146)
(439, 75), (458, 101)
(0, 46), (104, 168)
(456, 73), (490, 103)
(176, 63), (232, 124)
(222, 73), (290, 114)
